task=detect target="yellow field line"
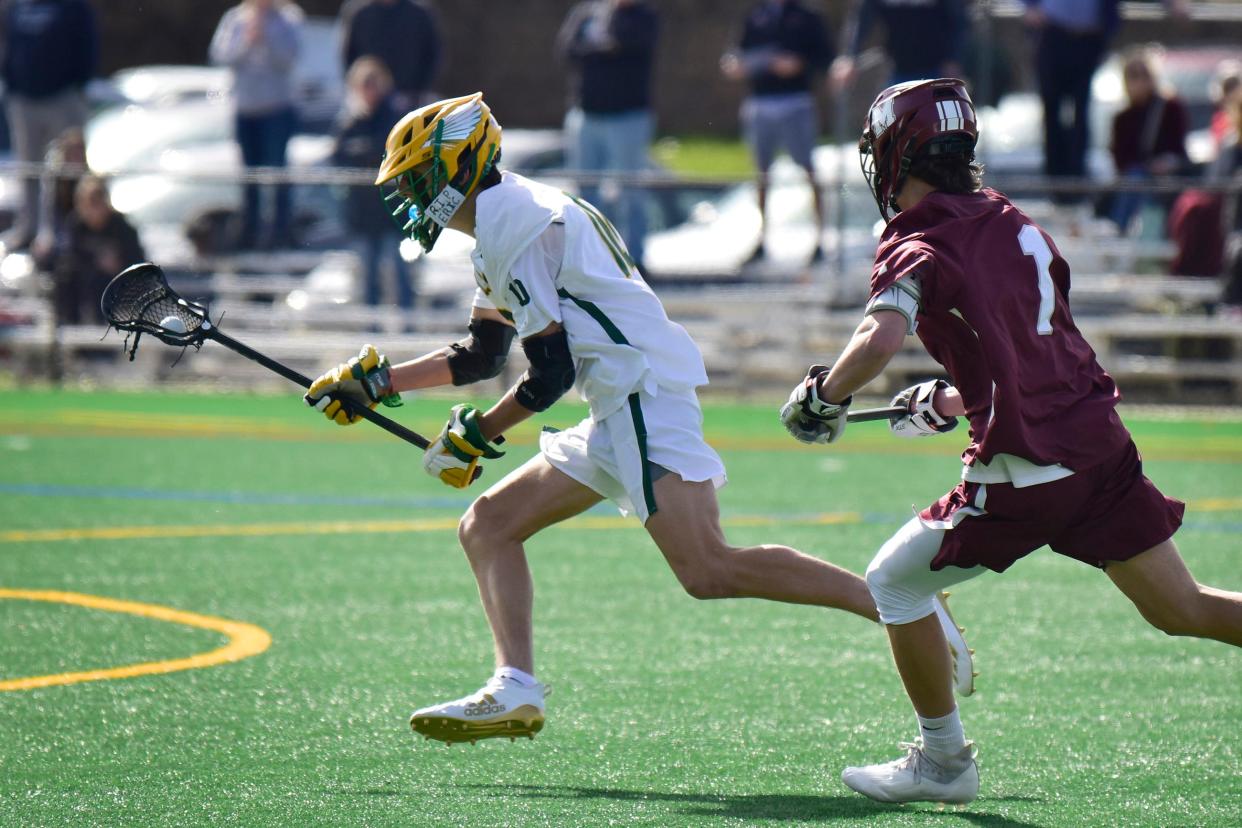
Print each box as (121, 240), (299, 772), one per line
(0, 589), (271, 692)
(0, 517), (461, 543)
(1193, 497), (1242, 511)
(0, 512), (865, 544)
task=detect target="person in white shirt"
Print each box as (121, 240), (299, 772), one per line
(303, 92), (973, 745)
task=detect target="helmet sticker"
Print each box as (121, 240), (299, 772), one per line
(424, 99), (483, 148)
(425, 185), (466, 227)
(872, 98), (896, 137)
(936, 99), (967, 131)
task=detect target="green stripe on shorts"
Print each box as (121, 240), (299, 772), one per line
(627, 392), (657, 518)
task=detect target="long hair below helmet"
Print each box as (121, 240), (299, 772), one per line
(860, 78), (978, 220)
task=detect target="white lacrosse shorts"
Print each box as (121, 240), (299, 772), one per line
(539, 386), (727, 524)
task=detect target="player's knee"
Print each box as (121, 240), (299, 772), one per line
(865, 557), (934, 626)
(1138, 596), (1206, 638)
(674, 554), (737, 600)
(457, 496), (506, 555)
(679, 572), (733, 600)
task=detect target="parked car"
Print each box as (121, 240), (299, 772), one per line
(89, 16), (344, 133)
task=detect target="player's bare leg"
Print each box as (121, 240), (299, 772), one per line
(643, 474), (878, 620)
(1107, 538), (1242, 647)
(455, 454), (603, 672)
(749, 172), (769, 262)
(806, 167), (825, 262)
(842, 519), (983, 803)
(410, 455), (602, 744)
(888, 615), (956, 718)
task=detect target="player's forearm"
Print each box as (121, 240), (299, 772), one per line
(935, 385), (966, 417)
(820, 315), (904, 403)
(477, 389), (536, 442)
(389, 350), (454, 393)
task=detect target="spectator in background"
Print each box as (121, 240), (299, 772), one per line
(1169, 62), (1242, 279)
(31, 126), (87, 265)
(1209, 61), (1242, 152)
(210, 0), (302, 251)
(830, 0), (968, 91)
(0, 0), (97, 252)
(51, 175), (144, 326)
(1108, 49), (1188, 235)
(721, 0), (833, 266)
(1214, 88), (1242, 307)
(556, 0), (659, 274)
(339, 0), (441, 111)
(1020, 0), (1189, 199)
(332, 57), (415, 315)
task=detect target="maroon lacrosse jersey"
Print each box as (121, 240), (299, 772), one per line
(870, 188), (1130, 471)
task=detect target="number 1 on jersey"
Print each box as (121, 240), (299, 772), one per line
(1018, 224), (1055, 335)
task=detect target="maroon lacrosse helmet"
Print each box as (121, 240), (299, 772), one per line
(860, 78), (978, 220)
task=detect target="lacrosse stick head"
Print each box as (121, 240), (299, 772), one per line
(101, 262), (211, 354)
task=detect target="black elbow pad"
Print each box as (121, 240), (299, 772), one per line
(514, 329), (576, 412)
(446, 318), (516, 386)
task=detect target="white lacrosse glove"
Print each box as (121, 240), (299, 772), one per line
(780, 364), (851, 444)
(889, 379), (958, 438)
(422, 404), (505, 489)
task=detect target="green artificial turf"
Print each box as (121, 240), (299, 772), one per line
(1, 390), (1239, 826)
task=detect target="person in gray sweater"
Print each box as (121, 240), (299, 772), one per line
(210, 0), (302, 250)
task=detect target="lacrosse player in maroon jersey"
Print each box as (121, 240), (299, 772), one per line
(780, 78), (1242, 805)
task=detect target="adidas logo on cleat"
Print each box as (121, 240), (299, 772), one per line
(464, 702), (506, 717)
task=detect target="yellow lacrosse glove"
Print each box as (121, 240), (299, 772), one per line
(304, 344), (401, 426)
(422, 404), (505, 488)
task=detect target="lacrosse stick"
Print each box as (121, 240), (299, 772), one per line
(100, 262), (432, 450)
(847, 406), (907, 423)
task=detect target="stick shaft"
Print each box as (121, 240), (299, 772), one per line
(205, 326), (431, 449)
(846, 405), (905, 423)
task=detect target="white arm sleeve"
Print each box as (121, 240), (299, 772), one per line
(865, 275), (922, 335)
(471, 286), (497, 311)
(506, 222), (566, 338)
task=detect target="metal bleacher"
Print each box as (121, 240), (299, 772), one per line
(4, 258), (1240, 405)
(2, 178), (1240, 405)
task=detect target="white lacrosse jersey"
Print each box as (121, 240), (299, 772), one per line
(470, 172), (708, 420)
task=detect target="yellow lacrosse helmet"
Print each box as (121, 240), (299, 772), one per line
(376, 92), (502, 252)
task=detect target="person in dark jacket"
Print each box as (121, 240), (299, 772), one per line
(52, 175), (145, 326)
(1020, 0), (1188, 196)
(1107, 48), (1188, 234)
(339, 0), (441, 111)
(332, 56), (413, 312)
(721, 0), (833, 265)
(0, 0), (97, 251)
(557, 0), (659, 272)
(831, 0), (968, 89)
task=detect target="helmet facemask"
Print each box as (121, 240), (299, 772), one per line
(376, 95), (501, 253)
(860, 132), (892, 221)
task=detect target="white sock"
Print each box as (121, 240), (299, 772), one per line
(495, 666), (538, 687)
(917, 707), (967, 761)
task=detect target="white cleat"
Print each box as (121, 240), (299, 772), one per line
(409, 670), (546, 745)
(934, 592), (977, 697)
(842, 739), (979, 804)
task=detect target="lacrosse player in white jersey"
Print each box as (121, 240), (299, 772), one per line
(304, 92), (973, 745)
